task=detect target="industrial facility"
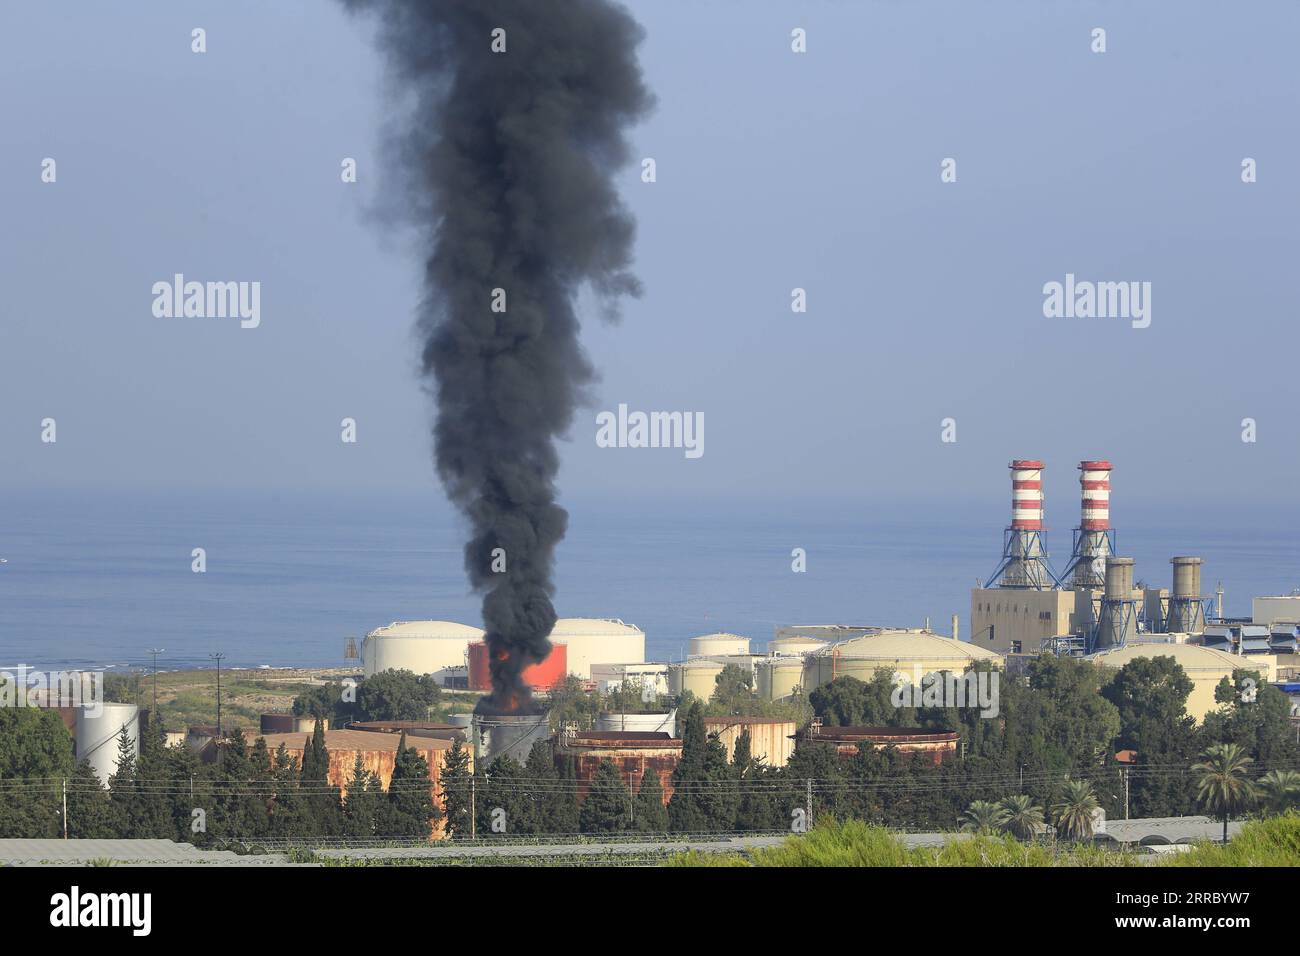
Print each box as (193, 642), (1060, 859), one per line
(361, 616), (646, 683)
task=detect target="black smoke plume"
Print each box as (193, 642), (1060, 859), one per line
(345, 1), (652, 714)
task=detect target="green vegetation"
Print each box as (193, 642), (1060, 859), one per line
(670, 814), (1300, 867)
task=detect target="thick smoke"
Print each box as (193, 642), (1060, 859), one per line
(346, 1), (652, 713)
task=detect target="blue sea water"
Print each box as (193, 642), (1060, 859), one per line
(2, 488), (1299, 673)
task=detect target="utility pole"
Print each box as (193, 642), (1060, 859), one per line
(148, 648), (165, 725)
(1122, 766), (1130, 820)
(470, 775), (477, 840)
(806, 778), (813, 830)
(209, 652), (225, 766)
(62, 779), (68, 839)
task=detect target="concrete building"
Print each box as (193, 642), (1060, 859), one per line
(703, 716), (796, 768)
(556, 730), (682, 804)
(1253, 595), (1300, 627)
(1087, 643), (1277, 721)
(970, 587), (1083, 655)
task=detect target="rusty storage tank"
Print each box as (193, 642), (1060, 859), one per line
(467, 641), (567, 692)
(473, 712), (551, 766)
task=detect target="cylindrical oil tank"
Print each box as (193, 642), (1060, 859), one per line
(756, 657), (806, 701)
(595, 711), (677, 736)
(473, 713), (551, 766)
(767, 636), (827, 656)
(547, 618), (645, 679)
(689, 633), (751, 657)
(362, 620), (484, 677)
(76, 702), (140, 785)
(668, 660), (726, 699)
(467, 641), (567, 692)
(261, 713), (329, 735)
(444, 713), (474, 729)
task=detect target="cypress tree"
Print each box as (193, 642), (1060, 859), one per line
(633, 766), (668, 832)
(579, 759), (631, 834)
(438, 737), (473, 839)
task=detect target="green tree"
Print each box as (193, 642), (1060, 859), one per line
(1193, 742), (1257, 843)
(711, 665), (754, 711)
(342, 753), (382, 838)
(580, 759), (631, 833)
(356, 670), (441, 722)
(384, 732), (439, 840)
(633, 767), (669, 832)
(959, 800), (1010, 834)
(668, 703), (739, 832)
(1257, 770), (1300, 814)
(65, 759), (120, 839)
(808, 672), (904, 728)
(1051, 779), (1101, 841)
(438, 737), (474, 839)
(998, 794), (1044, 840)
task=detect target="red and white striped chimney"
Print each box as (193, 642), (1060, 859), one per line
(1010, 460), (1045, 531)
(1079, 460), (1112, 532)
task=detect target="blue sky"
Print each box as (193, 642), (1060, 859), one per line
(3, 0), (1298, 512)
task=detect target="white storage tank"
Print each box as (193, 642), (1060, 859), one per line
(757, 657), (807, 701)
(689, 632), (751, 657)
(596, 711), (677, 736)
(549, 618), (645, 679)
(361, 620), (484, 678)
(75, 702), (140, 785)
(668, 660), (726, 699)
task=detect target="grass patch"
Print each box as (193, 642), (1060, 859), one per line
(1162, 812), (1300, 867)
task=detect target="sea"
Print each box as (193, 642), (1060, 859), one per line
(2, 488), (1299, 674)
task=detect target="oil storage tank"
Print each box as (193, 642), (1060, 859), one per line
(667, 660), (725, 699)
(76, 702), (140, 785)
(362, 620), (485, 679)
(689, 633), (751, 657)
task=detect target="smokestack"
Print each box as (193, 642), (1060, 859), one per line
(1094, 557), (1135, 650)
(1168, 557), (1205, 633)
(1061, 460), (1114, 589)
(951, 613), (960, 642)
(985, 459), (1058, 589)
(344, 1), (653, 715)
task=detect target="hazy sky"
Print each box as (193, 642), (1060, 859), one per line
(3, 1), (1298, 512)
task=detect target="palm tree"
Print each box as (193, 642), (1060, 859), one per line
(1257, 770), (1300, 814)
(1193, 742), (1257, 843)
(959, 800), (1010, 835)
(1051, 779), (1100, 841)
(999, 794), (1045, 841)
